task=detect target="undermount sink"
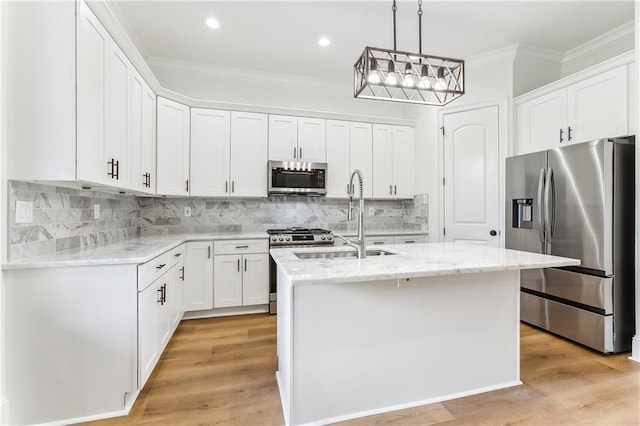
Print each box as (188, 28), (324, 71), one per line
(294, 249), (398, 260)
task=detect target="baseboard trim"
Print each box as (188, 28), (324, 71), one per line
(630, 335), (640, 363)
(182, 305), (268, 320)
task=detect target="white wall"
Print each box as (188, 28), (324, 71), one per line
(0, 0), (8, 419)
(149, 58), (418, 123)
(632, 2), (639, 364)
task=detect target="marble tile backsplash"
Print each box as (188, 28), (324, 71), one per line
(8, 181), (140, 261)
(6, 179), (429, 262)
(138, 194), (429, 237)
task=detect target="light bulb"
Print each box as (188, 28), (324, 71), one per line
(418, 65), (431, 89)
(386, 61), (397, 86)
(367, 57), (381, 84)
(402, 63), (414, 87)
(435, 67), (447, 90)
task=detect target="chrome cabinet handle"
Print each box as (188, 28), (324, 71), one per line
(235, 245), (249, 249)
(389, 185), (392, 195)
(299, 147), (302, 158)
(244, 258), (247, 272)
(185, 179), (189, 192)
(394, 185), (397, 195)
(537, 168), (546, 250)
(180, 267), (185, 280)
(208, 246), (211, 259)
(293, 147), (297, 159)
(567, 126), (572, 141)
(232, 181), (235, 193)
(559, 128), (564, 143)
(225, 181), (228, 193)
(237, 258), (240, 272)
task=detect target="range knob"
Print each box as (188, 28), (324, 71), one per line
(327, 235), (333, 240)
(271, 236), (277, 242)
(320, 235), (326, 240)
(285, 236), (291, 241)
(279, 236), (284, 241)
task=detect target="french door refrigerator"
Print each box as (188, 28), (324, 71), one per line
(505, 137), (635, 353)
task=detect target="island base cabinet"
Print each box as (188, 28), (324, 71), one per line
(5, 265), (138, 426)
(276, 270), (521, 425)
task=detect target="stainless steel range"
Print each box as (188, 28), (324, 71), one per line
(267, 227), (334, 314)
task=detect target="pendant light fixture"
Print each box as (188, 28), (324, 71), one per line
(354, 0), (465, 106)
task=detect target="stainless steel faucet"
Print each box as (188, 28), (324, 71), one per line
(335, 169), (366, 259)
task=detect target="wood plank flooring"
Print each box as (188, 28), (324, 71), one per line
(86, 314), (640, 425)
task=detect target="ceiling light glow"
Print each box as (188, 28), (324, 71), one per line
(318, 37), (330, 47)
(206, 17), (220, 29)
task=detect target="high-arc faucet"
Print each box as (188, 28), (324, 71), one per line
(334, 169), (366, 259)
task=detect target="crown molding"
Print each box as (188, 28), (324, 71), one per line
(465, 45), (519, 66)
(563, 20), (634, 64)
(515, 45), (564, 64)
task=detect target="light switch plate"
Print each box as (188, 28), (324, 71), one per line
(15, 201), (33, 224)
(184, 207), (192, 217)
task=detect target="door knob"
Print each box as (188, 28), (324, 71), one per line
(489, 230), (497, 236)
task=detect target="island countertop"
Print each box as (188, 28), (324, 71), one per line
(270, 242), (580, 286)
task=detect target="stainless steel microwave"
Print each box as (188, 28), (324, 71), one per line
(268, 161), (327, 196)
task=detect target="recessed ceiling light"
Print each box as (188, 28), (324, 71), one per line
(206, 17), (220, 29)
(318, 37), (330, 47)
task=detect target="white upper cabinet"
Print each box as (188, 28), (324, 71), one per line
(157, 97), (191, 196)
(325, 120), (351, 198)
(269, 115), (298, 161)
(269, 115), (326, 162)
(514, 62), (630, 155)
(297, 117), (326, 162)
(129, 67), (156, 193)
(76, 0), (110, 185)
(566, 66), (628, 143)
(372, 125), (414, 199)
(349, 122), (373, 198)
(230, 112), (268, 197)
(105, 41), (131, 186)
(190, 108), (231, 197)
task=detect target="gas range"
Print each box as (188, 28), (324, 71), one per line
(266, 227), (335, 247)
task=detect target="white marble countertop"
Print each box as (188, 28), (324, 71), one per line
(3, 232), (269, 270)
(269, 242), (580, 286)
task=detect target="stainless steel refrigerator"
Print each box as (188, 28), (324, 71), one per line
(505, 137), (635, 353)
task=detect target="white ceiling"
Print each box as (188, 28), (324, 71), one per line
(111, 1), (634, 82)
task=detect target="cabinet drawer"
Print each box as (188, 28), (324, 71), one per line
(138, 251), (173, 291)
(393, 235), (426, 244)
(214, 239), (268, 255)
(368, 236), (395, 245)
(170, 244), (185, 267)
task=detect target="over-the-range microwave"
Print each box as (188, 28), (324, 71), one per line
(268, 161), (327, 196)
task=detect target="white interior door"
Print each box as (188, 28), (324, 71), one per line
(443, 106), (500, 246)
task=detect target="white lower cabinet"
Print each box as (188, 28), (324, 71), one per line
(137, 244), (185, 389)
(184, 241), (214, 311)
(213, 239), (269, 308)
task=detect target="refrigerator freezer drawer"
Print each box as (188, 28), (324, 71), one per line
(521, 268), (613, 314)
(521, 292), (615, 353)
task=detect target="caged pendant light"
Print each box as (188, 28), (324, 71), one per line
(354, 0), (465, 106)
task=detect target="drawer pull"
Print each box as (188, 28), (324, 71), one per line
(156, 263), (167, 270)
(373, 241), (385, 245)
(174, 252), (182, 258)
(235, 245), (249, 249)
(405, 240), (416, 243)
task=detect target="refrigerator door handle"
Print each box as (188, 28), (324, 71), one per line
(544, 167), (557, 248)
(537, 168), (546, 249)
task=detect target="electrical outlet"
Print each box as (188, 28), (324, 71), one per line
(15, 201), (33, 224)
(93, 204), (100, 220)
(397, 277), (416, 287)
(184, 207), (192, 217)
(368, 207), (375, 216)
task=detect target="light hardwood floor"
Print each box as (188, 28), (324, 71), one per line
(86, 314), (640, 425)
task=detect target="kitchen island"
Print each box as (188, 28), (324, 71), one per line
(270, 242), (579, 426)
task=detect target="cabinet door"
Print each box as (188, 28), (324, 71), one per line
(242, 253), (269, 306)
(372, 124), (394, 199)
(368, 236), (395, 245)
(567, 66), (628, 144)
(393, 235), (425, 244)
(515, 89), (567, 154)
(230, 112), (268, 197)
(168, 260), (185, 330)
(298, 117), (326, 162)
(268, 115), (298, 161)
(190, 108), (231, 196)
(392, 126), (414, 199)
(137, 281), (160, 388)
(157, 97), (190, 196)
(325, 120), (350, 198)
(129, 69), (156, 193)
(213, 255), (243, 308)
(105, 41), (130, 188)
(76, 1), (109, 185)
(184, 242), (213, 311)
(349, 122), (373, 198)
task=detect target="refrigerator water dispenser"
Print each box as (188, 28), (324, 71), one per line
(512, 198), (533, 229)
